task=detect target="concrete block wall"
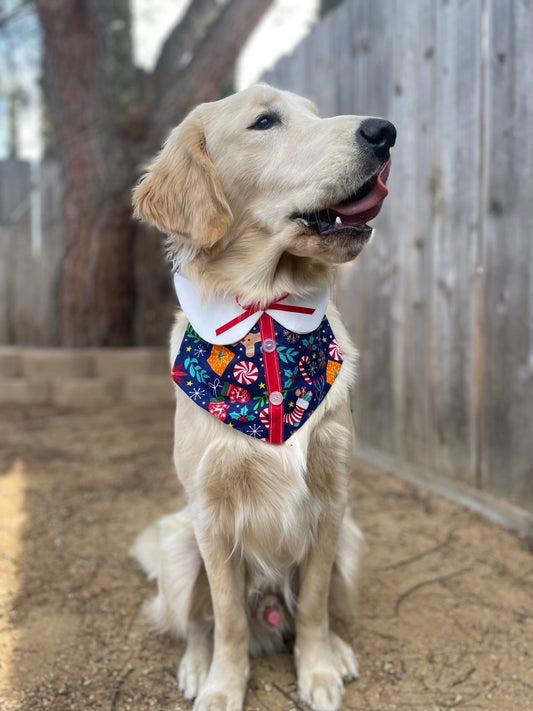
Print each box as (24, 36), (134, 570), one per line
(0, 347), (174, 407)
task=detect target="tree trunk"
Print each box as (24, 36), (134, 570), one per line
(36, 0), (273, 346)
(36, 0), (138, 345)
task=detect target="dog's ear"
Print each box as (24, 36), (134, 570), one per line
(132, 108), (232, 248)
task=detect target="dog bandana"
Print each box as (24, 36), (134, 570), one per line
(171, 275), (343, 444)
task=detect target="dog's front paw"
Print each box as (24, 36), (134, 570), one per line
(178, 643), (211, 700)
(193, 682), (245, 711)
(330, 632), (359, 682)
(296, 642), (344, 711)
(298, 669), (344, 711)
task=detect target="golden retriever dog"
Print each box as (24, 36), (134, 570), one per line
(131, 84), (395, 711)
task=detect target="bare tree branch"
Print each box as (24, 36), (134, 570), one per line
(148, 0), (272, 149)
(151, 0), (228, 94)
(0, 0), (32, 29)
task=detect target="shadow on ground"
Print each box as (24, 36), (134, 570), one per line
(0, 405), (532, 710)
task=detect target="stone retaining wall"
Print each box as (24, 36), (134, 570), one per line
(0, 347), (174, 406)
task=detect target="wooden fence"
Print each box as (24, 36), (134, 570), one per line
(264, 0), (533, 519)
(0, 159), (64, 346)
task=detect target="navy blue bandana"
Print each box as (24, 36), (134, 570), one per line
(171, 314), (343, 443)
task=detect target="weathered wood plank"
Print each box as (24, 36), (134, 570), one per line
(347, 0), (398, 455)
(332, 1), (354, 116)
(40, 159), (65, 345)
(481, 0), (533, 509)
(278, 28), (310, 99)
(0, 159), (30, 224)
(384, 0), (437, 467)
(429, 0), (482, 485)
(306, 13), (336, 114)
(348, 0), (371, 114)
(0, 161), (32, 345)
(0, 225), (14, 343)
(12, 193), (35, 345)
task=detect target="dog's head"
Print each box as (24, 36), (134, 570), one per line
(133, 85), (395, 302)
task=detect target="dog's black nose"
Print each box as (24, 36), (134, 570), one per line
(357, 118), (397, 160)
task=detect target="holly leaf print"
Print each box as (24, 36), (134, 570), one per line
(283, 367), (297, 389)
(184, 357), (209, 384)
(276, 346), (299, 363)
(302, 335), (316, 351)
(185, 323), (204, 343)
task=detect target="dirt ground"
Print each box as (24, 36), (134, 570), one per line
(0, 404), (532, 711)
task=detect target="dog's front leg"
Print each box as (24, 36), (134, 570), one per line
(193, 530), (249, 711)
(295, 512), (357, 711)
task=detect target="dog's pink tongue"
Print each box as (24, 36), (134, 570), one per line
(331, 159), (391, 226)
(264, 606), (282, 627)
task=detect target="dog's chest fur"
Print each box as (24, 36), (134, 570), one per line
(195, 432), (322, 569)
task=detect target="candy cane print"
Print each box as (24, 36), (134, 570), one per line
(259, 407), (270, 429)
(298, 355), (313, 385)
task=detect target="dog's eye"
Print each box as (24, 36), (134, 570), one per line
(248, 113), (280, 131)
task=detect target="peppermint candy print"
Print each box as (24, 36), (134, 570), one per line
(328, 338), (342, 361)
(233, 359), (258, 384)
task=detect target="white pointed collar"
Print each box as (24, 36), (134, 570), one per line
(173, 273), (331, 345)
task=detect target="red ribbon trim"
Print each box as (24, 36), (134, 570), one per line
(259, 313), (284, 444)
(215, 296), (315, 337)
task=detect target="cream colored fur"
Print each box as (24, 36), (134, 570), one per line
(131, 85), (385, 711)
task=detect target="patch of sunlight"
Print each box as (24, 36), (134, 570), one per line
(0, 458), (28, 706)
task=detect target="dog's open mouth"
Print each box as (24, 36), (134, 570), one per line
(292, 159), (391, 236)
